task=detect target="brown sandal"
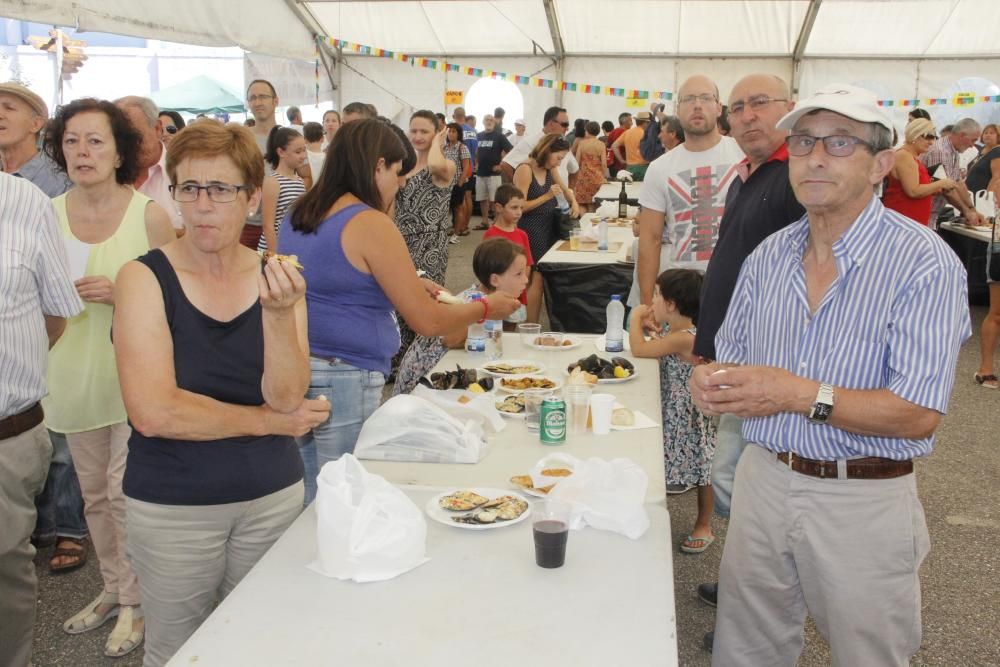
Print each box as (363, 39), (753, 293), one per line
(50, 537), (88, 574)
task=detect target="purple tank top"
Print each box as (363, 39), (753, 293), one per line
(279, 203), (400, 375)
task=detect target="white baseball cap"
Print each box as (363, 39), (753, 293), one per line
(514, 118), (525, 126)
(777, 83), (893, 133)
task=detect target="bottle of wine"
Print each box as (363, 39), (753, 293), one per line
(618, 180), (628, 219)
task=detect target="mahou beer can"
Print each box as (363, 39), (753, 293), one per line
(539, 396), (567, 445)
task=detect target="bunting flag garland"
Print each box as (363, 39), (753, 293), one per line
(326, 36), (999, 108)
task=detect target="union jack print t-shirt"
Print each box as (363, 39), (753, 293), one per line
(638, 136), (745, 271)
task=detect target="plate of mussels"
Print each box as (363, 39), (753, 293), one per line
(565, 354), (637, 383)
(418, 365), (495, 392)
(426, 488), (532, 530)
(495, 393), (526, 418)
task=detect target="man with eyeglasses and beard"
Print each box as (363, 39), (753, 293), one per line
(636, 75), (744, 308)
(691, 84), (970, 665)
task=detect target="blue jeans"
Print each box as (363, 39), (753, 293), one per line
(33, 430), (88, 541)
(296, 358), (385, 505)
(710, 414), (747, 519)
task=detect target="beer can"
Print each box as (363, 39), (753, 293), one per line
(539, 396), (567, 445)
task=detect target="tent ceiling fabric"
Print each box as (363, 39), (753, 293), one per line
(0, 0), (316, 59)
(1, 0), (997, 60)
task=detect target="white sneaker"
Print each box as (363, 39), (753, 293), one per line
(448, 234), (460, 244)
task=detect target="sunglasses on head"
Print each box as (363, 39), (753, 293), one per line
(165, 125), (178, 134)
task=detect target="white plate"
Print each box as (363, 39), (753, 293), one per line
(528, 335), (583, 351)
(496, 375), (563, 393)
(478, 360), (545, 376)
(593, 335), (631, 352)
(425, 488), (532, 531)
(495, 394), (526, 419)
(512, 485), (549, 498)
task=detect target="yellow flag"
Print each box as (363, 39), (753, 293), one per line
(445, 90), (464, 105)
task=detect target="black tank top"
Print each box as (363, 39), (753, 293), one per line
(123, 249), (302, 505)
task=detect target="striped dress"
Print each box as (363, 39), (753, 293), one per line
(258, 174), (306, 253)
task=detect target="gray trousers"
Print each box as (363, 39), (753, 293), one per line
(125, 482), (304, 667)
(713, 445), (930, 666)
(0, 423), (52, 667)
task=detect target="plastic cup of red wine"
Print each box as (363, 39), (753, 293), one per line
(533, 499), (571, 568)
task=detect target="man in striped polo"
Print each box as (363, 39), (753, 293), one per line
(691, 84), (971, 665)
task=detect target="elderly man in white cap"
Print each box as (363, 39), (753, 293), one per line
(508, 118), (527, 147)
(692, 84), (971, 665)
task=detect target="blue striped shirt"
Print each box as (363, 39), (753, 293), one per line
(0, 173), (83, 419)
(716, 196), (971, 460)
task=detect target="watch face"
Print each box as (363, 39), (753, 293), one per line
(811, 402), (833, 422)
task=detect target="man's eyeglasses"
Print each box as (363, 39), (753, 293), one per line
(728, 95), (788, 116)
(247, 94), (275, 103)
(677, 94), (717, 106)
(559, 121), (570, 128)
(785, 134), (876, 158)
(164, 125), (178, 135)
(169, 183), (252, 203)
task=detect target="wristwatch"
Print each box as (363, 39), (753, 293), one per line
(807, 383), (835, 424)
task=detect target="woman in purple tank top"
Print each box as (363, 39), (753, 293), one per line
(279, 120), (521, 499)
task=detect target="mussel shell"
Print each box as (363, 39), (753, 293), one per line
(477, 377), (494, 391)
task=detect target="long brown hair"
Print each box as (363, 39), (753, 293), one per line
(289, 119), (414, 234)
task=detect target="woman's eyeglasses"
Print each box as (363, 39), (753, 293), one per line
(170, 183), (251, 203)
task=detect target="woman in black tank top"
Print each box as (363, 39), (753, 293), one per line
(111, 121), (329, 665)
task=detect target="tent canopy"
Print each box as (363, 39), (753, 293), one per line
(2, 0), (998, 61)
(150, 75), (244, 114)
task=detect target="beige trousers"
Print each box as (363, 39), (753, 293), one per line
(713, 444), (930, 667)
(0, 422), (52, 667)
(66, 422), (140, 605)
(126, 481), (304, 667)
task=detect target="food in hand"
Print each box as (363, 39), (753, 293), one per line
(500, 376), (557, 390)
(258, 250), (304, 271)
(612, 407), (635, 426)
(435, 290), (465, 305)
(566, 354), (633, 380)
(534, 335), (573, 347)
(439, 490), (489, 511)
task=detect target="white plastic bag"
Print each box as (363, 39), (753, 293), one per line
(308, 455), (429, 583)
(354, 395), (489, 463)
(410, 384), (506, 433)
(538, 453), (650, 539)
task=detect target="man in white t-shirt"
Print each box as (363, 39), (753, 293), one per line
(636, 75), (745, 305)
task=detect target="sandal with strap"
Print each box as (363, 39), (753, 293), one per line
(974, 373), (999, 389)
(105, 605), (144, 658)
(63, 591), (119, 634)
(49, 536), (88, 574)
(680, 534), (716, 554)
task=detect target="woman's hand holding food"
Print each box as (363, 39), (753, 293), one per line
(259, 256), (306, 312)
(484, 291), (522, 320)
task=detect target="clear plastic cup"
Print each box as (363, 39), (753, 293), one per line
(563, 385), (593, 435)
(523, 388), (552, 431)
(517, 323), (541, 346)
(590, 393), (616, 435)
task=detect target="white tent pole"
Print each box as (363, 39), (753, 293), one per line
(792, 0), (823, 96)
(542, 0), (565, 106)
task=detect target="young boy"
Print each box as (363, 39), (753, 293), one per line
(484, 184), (533, 324)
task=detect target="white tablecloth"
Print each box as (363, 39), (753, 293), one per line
(168, 488), (679, 667)
(363, 333), (666, 503)
(939, 220), (994, 243)
(537, 213), (636, 266)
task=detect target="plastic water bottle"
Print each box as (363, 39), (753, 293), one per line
(598, 217), (609, 252)
(484, 318), (504, 360)
(604, 295), (625, 353)
(466, 292), (487, 360)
